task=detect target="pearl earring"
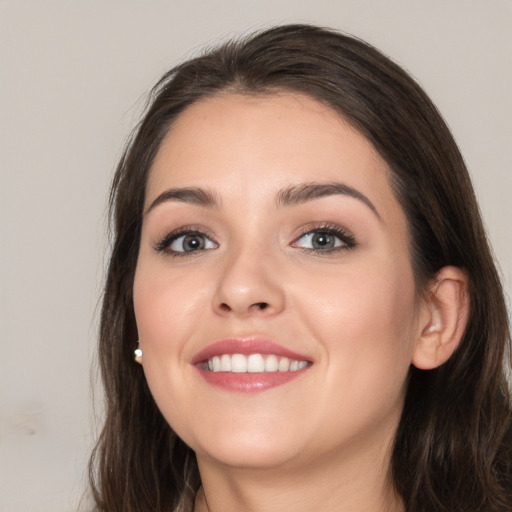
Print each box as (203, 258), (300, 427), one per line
(134, 342), (143, 363)
(426, 324), (439, 333)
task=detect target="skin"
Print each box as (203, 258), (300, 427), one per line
(133, 93), (465, 511)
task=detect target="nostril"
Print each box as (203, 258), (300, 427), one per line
(216, 301), (271, 314)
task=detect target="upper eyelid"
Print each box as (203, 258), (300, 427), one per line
(292, 222), (355, 239)
(158, 224), (216, 239)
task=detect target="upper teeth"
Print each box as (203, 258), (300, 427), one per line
(206, 354), (309, 373)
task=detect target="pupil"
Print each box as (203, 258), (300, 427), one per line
(312, 232), (333, 249)
(184, 235), (204, 252)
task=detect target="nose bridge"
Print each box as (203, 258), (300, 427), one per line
(213, 236), (285, 317)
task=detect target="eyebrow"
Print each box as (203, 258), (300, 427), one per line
(277, 182), (381, 219)
(145, 181), (380, 219)
(145, 187), (220, 215)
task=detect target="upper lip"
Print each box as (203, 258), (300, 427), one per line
(192, 338), (313, 365)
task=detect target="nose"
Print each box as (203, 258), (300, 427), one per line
(212, 248), (286, 318)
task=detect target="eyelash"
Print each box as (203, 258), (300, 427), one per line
(292, 223), (357, 254)
(154, 226), (218, 257)
(154, 223), (357, 257)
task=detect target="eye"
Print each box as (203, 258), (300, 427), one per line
(155, 229), (218, 256)
(292, 226), (356, 253)
(170, 233), (217, 253)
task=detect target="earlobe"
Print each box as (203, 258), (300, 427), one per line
(134, 341), (143, 364)
(412, 266), (469, 370)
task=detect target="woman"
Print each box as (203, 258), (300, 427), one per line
(89, 25), (512, 511)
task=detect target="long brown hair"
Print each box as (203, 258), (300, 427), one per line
(89, 25), (512, 511)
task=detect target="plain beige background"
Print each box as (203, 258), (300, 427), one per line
(0, 1), (510, 511)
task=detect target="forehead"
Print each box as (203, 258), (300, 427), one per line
(147, 92), (398, 216)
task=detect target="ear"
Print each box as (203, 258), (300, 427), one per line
(412, 266), (469, 370)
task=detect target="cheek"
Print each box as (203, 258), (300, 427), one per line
(296, 259), (418, 390)
(132, 259), (209, 427)
(132, 258), (209, 406)
(133, 257), (211, 348)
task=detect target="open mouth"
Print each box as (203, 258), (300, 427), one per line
(193, 339), (313, 391)
(203, 353), (311, 373)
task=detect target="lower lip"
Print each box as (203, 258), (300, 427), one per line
(196, 366), (309, 392)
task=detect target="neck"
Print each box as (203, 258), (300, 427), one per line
(193, 433), (404, 512)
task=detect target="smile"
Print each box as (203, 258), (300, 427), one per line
(193, 338), (313, 392)
(206, 353), (310, 373)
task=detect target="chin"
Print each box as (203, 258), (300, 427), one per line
(187, 423), (305, 470)
(197, 442), (298, 470)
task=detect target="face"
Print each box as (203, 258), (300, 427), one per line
(133, 93), (425, 472)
